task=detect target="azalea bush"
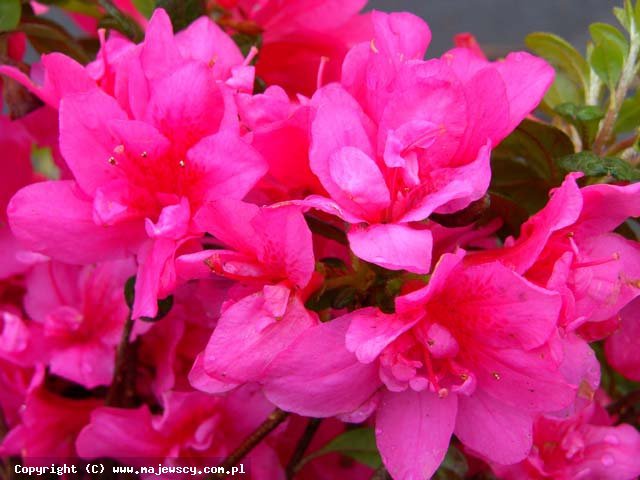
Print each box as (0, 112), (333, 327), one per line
(1, 0), (640, 479)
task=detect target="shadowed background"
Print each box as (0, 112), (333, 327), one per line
(368, 0), (619, 56)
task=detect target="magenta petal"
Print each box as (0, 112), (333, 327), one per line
(376, 389), (457, 480)
(132, 238), (177, 319)
(455, 388), (533, 465)
(203, 291), (317, 385)
(348, 223), (433, 274)
(8, 181), (143, 264)
(345, 307), (419, 363)
(59, 89), (128, 195)
(187, 131), (267, 203)
(605, 299), (640, 381)
(263, 317), (381, 417)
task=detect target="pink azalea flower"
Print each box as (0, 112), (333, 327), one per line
(605, 298), (640, 381)
(263, 249), (591, 478)
(469, 174), (640, 337)
(177, 200), (319, 392)
(490, 400), (640, 480)
(22, 259), (134, 388)
(299, 11), (554, 273)
(0, 382), (101, 464)
(7, 10), (268, 319)
(76, 387), (283, 479)
(218, 0), (372, 96)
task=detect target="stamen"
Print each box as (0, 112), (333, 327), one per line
(141, 151), (148, 158)
(574, 253), (620, 269)
(492, 372), (501, 380)
(422, 350), (441, 391)
(316, 56), (330, 91)
(108, 157), (117, 165)
(243, 46), (259, 66)
(113, 144), (125, 155)
(178, 160), (186, 168)
(370, 39), (379, 53)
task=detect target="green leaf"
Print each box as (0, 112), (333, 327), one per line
(558, 151), (640, 181)
(154, 0), (205, 32)
(98, 0), (144, 41)
(132, 0), (154, 18)
(0, 0), (21, 32)
(19, 17), (90, 63)
(615, 89), (640, 133)
(491, 120), (574, 225)
(525, 32), (589, 105)
(35, 0), (102, 17)
(301, 428), (382, 469)
(554, 102), (604, 148)
(589, 23), (628, 88)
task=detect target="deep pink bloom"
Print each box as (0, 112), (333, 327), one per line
(469, 174), (640, 337)
(300, 11), (553, 273)
(76, 387), (283, 479)
(22, 259), (134, 388)
(0, 382), (100, 464)
(7, 10), (267, 318)
(177, 200), (319, 392)
(490, 400), (640, 480)
(605, 298), (640, 381)
(263, 249), (592, 478)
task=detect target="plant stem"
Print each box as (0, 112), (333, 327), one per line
(285, 418), (322, 479)
(605, 134), (638, 156)
(214, 409), (289, 479)
(105, 316), (136, 407)
(593, 28), (640, 153)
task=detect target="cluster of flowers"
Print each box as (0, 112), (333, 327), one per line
(1, 1), (640, 479)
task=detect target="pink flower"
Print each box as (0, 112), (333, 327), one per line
(605, 298), (640, 381)
(22, 259), (134, 388)
(299, 11), (554, 273)
(177, 200), (319, 393)
(490, 400), (640, 480)
(7, 10), (268, 319)
(76, 387), (283, 479)
(469, 174), (640, 337)
(219, 0), (372, 96)
(263, 249), (590, 478)
(0, 382), (100, 464)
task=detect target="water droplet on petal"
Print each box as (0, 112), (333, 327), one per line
(601, 454), (615, 466)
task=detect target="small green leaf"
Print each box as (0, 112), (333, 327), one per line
(154, 0), (205, 32)
(19, 17), (90, 63)
(554, 102), (604, 148)
(558, 151), (640, 181)
(132, 0), (154, 18)
(98, 0), (144, 42)
(35, 0), (102, 17)
(434, 445), (469, 480)
(301, 428), (382, 469)
(0, 0), (21, 32)
(525, 32), (589, 104)
(615, 89), (640, 133)
(614, 6), (630, 32)
(589, 23), (628, 88)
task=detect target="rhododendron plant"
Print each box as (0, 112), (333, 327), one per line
(1, 1), (640, 479)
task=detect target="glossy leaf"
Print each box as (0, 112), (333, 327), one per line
(300, 428), (382, 469)
(554, 102), (605, 148)
(19, 17), (91, 63)
(589, 23), (628, 88)
(525, 32), (589, 106)
(98, 0), (144, 41)
(558, 151), (640, 181)
(155, 0), (205, 32)
(0, 0), (21, 32)
(615, 89), (640, 133)
(132, 0), (154, 18)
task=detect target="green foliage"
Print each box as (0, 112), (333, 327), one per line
(154, 0), (205, 32)
(132, 0), (154, 18)
(558, 151), (640, 180)
(124, 276), (174, 322)
(300, 428), (382, 469)
(589, 23), (628, 88)
(554, 102), (604, 148)
(18, 16), (90, 63)
(434, 446), (469, 480)
(615, 89), (640, 132)
(34, 0), (102, 17)
(0, 0), (21, 32)
(525, 32), (589, 109)
(98, 0), (144, 41)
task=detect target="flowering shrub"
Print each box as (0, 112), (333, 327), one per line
(1, 1), (640, 479)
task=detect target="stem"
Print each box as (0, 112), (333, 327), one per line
(213, 409), (289, 479)
(605, 134), (638, 156)
(593, 29), (640, 153)
(105, 316), (136, 407)
(285, 418), (322, 479)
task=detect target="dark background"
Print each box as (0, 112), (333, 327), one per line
(368, 0), (619, 56)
